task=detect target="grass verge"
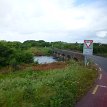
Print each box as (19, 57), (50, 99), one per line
(0, 61), (98, 107)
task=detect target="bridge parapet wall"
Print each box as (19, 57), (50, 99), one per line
(53, 49), (84, 61)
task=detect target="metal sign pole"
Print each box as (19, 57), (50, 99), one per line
(84, 55), (86, 66)
(84, 55), (88, 66)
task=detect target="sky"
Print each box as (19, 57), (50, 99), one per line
(0, 0), (107, 43)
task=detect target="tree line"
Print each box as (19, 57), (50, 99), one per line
(0, 40), (107, 68)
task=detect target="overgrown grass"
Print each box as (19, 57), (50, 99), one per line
(0, 61), (97, 107)
(27, 47), (52, 56)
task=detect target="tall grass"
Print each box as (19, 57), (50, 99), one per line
(27, 47), (52, 56)
(0, 61), (97, 107)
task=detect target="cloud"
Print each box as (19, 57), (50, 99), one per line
(96, 31), (107, 38)
(0, 0), (107, 43)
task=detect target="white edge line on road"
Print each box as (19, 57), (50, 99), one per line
(92, 85), (99, 95)
(99, 68), (102, 71)
(99, 74), (102, 80)
(92, 84), (107, 95)
(99, 85), (107, 88)
(95, 63), (98, 65)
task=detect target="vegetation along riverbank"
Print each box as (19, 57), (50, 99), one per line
(0, 61), (98, 107)
(0, 40), (99, 107)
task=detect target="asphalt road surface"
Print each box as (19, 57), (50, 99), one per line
(75, 55), (107, 107)
(92, 55), (107, 71)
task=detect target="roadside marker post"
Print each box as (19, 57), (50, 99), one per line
(83, 40), (93, 66)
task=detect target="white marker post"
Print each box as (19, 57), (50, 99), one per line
(83, 40), (93, 66)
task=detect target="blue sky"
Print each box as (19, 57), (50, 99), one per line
(0, 0), (107, 43)
(75, 0), (93, 5)
(75, 0), (107, 6)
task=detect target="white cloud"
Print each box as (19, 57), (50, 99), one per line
(0, 0), (107, 43)
(96, 31), (107, 38)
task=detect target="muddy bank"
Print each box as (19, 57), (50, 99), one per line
(32, 62), (67, 71)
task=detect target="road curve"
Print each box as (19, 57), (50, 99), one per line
(75, 55), (107, 107)
(92, 55), (107, 71)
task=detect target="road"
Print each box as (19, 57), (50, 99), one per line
(92, 55), (107, 71)
(75, 55), (107, 107)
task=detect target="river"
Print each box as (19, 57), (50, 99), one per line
(34, 56), (57, 64)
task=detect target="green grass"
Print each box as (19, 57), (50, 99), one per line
(26, 47), (52, 56)
(0, 61), (97, 107)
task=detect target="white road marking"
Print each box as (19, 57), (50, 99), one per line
(99, 85), (107, 88)
(99, 74), (102, 80)
(95, 63), (98, 65)
(92, 85), (99, 95)
(92, 84), (107, 95)
(99, 68), (102, 71)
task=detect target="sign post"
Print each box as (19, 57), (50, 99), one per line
(83, 40), (93, 66)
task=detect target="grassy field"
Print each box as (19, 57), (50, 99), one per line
(0, 61), (97, 107)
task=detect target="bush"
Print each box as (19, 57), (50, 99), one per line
(15, 51), (34, 64)
(0, 43), (14, 67)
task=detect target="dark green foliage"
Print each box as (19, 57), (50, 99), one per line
(0, 41), (33, 68)
(7, 41), (22, 49)
(14, 51), (33, 64)
(0, 43), (14, 67)
(93, 43), (107, 55)
(23, 40), (51, 48)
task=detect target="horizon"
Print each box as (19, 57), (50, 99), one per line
(0, 39), (107, 44)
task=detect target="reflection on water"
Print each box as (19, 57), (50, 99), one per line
(34, 56), (57, 64)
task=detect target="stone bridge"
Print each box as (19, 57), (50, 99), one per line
(52, 48), (84, 61)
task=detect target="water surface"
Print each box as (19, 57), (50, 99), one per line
(34, 56), (57, 64)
